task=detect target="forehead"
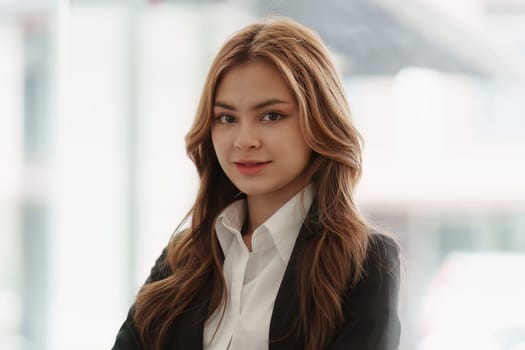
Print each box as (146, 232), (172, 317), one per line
(214, 60), (294, 104)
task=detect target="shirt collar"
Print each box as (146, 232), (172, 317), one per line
(215, 185), (314, 264)
(215, 198), (246, 254)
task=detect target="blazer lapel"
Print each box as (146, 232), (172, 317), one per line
(269, 205), (320, 350)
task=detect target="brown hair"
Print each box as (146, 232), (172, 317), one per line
(134, 17), (370, 350)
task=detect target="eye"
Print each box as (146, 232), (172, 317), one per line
(261, 112), (284, 122)
(215, 115), (236, 124)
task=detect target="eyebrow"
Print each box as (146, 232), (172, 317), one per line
(213, 98), (290, 111)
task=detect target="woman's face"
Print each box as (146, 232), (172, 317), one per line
(211, 59), (312, 203)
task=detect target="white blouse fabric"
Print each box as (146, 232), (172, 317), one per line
(203, 186), (313, 350)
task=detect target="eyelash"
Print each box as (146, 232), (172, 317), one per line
(214, 112), (286, 124)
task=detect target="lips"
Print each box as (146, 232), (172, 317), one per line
(234, 160), (271, 175)
(235, 161), (270, 166)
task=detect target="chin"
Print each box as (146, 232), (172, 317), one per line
(233, 183), (272, 197)
(236, 187), (267, 197)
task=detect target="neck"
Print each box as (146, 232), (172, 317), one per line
(245, 185), (307, 233)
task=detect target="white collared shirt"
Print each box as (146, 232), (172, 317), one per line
(203, 186), (313, 350)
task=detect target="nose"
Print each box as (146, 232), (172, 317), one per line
(233, 124), (261, 150)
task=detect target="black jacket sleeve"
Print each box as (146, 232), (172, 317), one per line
(112, 248), (170, 350)
(328, 234), (402, 350)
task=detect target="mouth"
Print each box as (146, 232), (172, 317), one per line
(233, 161), (271, 175)
(234, 161), (271, 166)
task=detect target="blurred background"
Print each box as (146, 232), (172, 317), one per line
(1, 0), (524, 349)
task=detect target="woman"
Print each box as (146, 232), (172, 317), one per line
(113, 17), (401, 350)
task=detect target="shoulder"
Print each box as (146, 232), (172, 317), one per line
(347, 231), (401, 301)
(363, 232), (401, 284)
(144, 229), (190, 284)
(144, 247), (171, 283)
(368, 232), (401, 266)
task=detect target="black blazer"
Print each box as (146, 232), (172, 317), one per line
(112, 221), (401, 350)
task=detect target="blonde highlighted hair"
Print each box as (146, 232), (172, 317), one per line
(134, 17), (370, 350)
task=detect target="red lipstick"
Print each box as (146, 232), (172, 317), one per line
(234, 161), (271, 175)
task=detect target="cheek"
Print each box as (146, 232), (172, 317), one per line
(279, 138), (311, 171)
(210, 131), (221, 153)
(296, 142), (313, 170)
(288, 131), (311, 158)
(211, 132), (229, 166)
(211, 138), (222, 167)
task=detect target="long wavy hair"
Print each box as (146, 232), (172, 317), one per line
(134, 17), (371, 350)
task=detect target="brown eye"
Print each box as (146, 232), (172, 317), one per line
(261, 112), (284, 122)
(215, 115), (236, 124)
